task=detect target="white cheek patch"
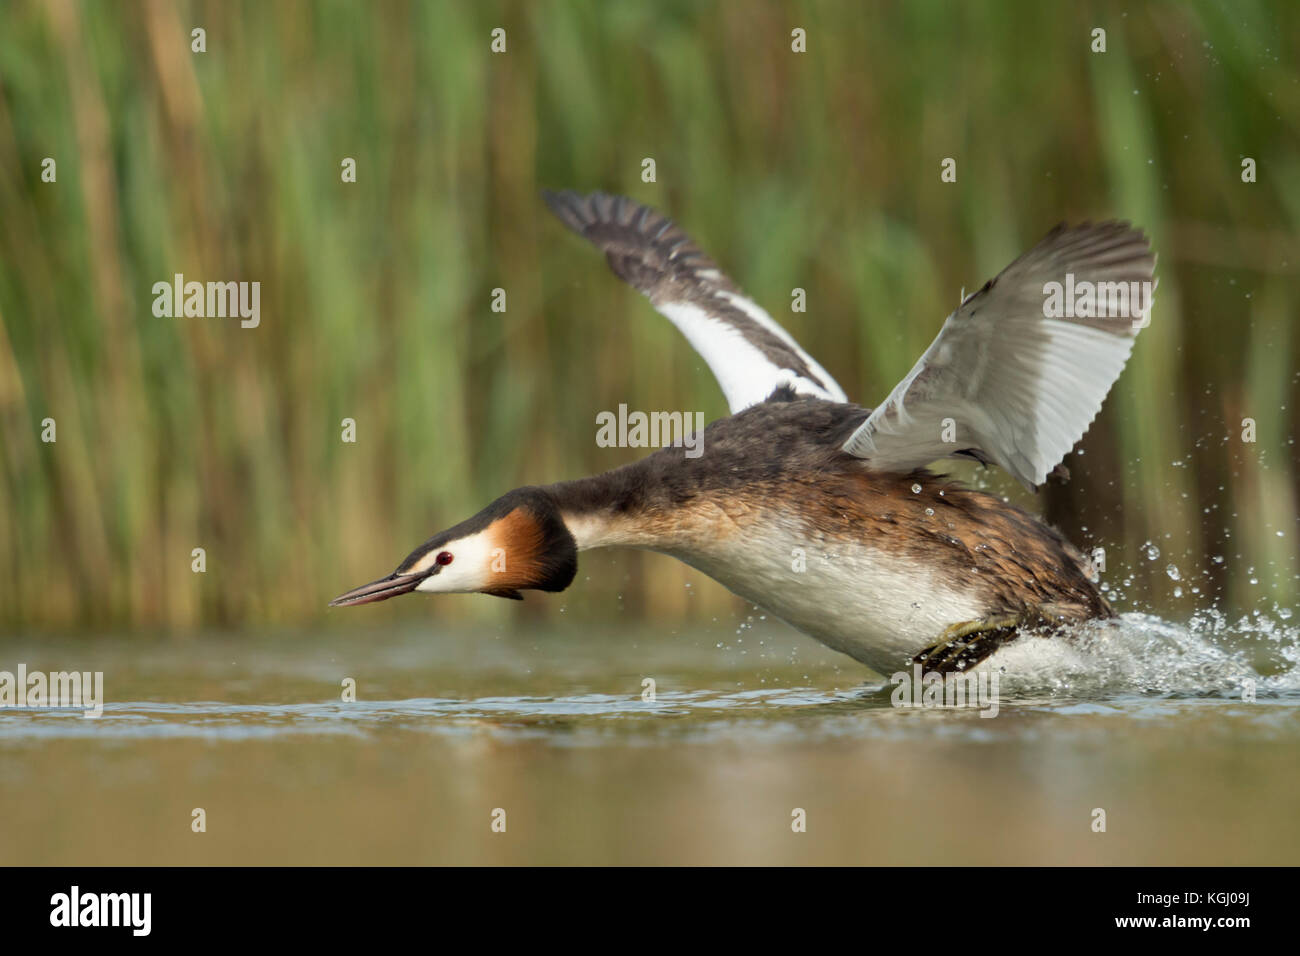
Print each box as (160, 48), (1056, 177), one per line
(414, 530), (499, 594)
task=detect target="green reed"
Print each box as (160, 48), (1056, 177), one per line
(0, 0), (1295, 633)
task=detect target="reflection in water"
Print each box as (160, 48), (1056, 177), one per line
(0, 612), (1296, 864)
(3, 611), (1295, 744)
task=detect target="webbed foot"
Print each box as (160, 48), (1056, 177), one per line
(912, 613), (1033, 674)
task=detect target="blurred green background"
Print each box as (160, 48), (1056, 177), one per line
(0, 0), (1296, 634)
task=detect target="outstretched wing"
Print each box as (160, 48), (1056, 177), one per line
(543, 190), (846, 411)
(841, 222), (1156, 490)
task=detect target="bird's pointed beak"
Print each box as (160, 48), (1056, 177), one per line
(328, 571), (427, 608)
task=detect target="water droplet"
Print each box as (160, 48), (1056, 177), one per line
(1166, 564), (1181, 581)
(1143, 542), (1161, 561)
(924, 507), (934, 516)
(911, 483), (922, 494)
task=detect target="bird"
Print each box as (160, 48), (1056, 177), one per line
(330, 191), (1156, 676)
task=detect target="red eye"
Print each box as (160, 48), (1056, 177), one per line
(436, 551), (454, 566)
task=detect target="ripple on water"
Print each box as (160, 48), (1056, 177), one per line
(0, 612), (1295, 747)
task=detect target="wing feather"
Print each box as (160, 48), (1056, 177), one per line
(842, 222), (1156, 489)
(543, 190), (846, 411)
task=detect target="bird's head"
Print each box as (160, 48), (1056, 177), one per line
(328, 487), (578, 608)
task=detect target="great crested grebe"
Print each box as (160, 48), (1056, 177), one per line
(331, 191), (1156, 676)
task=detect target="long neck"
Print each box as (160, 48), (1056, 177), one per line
(545, 457), (690, 553)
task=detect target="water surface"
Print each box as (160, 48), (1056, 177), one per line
(1, 613), (1296, 865)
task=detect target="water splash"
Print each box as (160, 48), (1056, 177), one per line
(980, 611), (1300, 697)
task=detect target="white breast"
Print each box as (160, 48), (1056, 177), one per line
(671, 525), (987, 676)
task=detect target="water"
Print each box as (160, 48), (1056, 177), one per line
(1, 613), (1297, 865)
